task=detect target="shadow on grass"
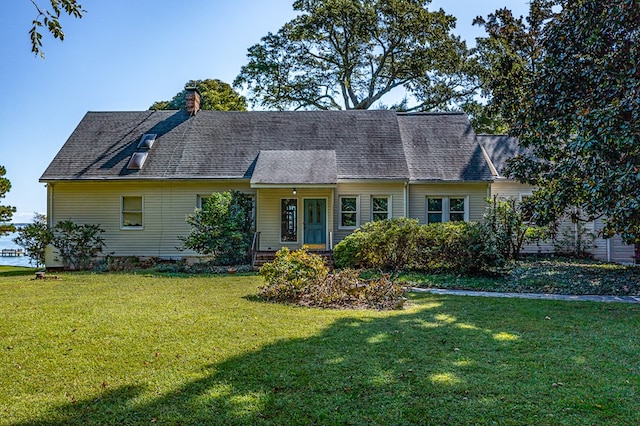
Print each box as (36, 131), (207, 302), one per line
(0, 266), (38, 277)
(14, 295), (639, 425)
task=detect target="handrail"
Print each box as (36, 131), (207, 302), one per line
(249, 231), (260, 268)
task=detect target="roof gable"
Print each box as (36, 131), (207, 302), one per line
(398, 113), (493, 181)
(251, 150), (337, 185)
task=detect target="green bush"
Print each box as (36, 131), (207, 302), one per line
(180, 190), (254, 265)
(415, 222), (501, 274)
(259, 248), (405, 309)
(334, 218), (501, 275)
(13, 213), (52, 267)
(52, 220), (106, 270)
(334, 218), (422, 270)
(259, 247), (329, 302)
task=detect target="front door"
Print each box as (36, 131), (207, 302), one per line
(304, 199), (326, 246)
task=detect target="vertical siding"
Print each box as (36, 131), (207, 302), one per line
(48, 180), (253, 263)
(256, 187), (334, 251)
(333, 181), (406, 244)
(408, 182), (489, 224)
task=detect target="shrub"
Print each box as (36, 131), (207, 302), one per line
(51, 220), (106, 270)
(259, 249), (405, 309)
(484, 197), (551, 260)
(334, 218), (501, 274)
(334, 218), (422, 270)
(180, 190), (254, 265)
(259, 247), (329, 302)
(415, 222), (501, 274)
(13, 213), (53, 267)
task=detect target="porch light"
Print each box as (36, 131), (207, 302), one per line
(292, 188), (297, 195)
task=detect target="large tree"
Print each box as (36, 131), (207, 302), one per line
(29, 0), (85, 58)
(149, 79), (247, 111)
(234, 0), (477, 111)
(469, 0), (555, 133)
(507, 0), (640, 242)
(0, 166), (16, 235)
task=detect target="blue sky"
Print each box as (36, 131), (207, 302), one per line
(0, 0), (529, 223)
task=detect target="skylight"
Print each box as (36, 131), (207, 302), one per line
(137, 133), (157, 149)
(126, 152), (148, 170)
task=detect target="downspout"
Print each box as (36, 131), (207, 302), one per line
(607, 238), (611, 262)
(404, 181), (409, 218)
(47, 183), (54, 227)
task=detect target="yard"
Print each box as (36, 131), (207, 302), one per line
(1, 266), (639, 425)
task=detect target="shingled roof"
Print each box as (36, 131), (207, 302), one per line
(476, 134), (522, 178)
(41, 110), (493, 183)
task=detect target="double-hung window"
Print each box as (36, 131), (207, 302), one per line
(339, 196), (359, 229)
(122, 196), (143, 228)
(426, 196), (468, 223)
(372, 196), (391, 221)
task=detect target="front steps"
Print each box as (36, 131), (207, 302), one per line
(253, 250), (334, 270)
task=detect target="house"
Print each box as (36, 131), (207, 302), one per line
(40, 90), (493, 267)
(479, 135), (637, 264)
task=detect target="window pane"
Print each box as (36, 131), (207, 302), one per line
(123, 212), (142, 227)
(428, 213), (443, 223)
(341, 213), (357, 227)
(123, 196), (142, 212)
(450, 198), (465, 212)
(373, 212), (389, 222)
(341, 197), (356, 212)
(428, 198), (443, 212)
(450, 213), (464, 222)
(281, 199), (297, 242)
(372, 197), (388, 212)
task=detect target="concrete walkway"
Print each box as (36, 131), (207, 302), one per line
(409, 287), (640, 304)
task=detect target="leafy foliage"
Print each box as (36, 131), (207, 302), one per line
(507, 0), (640, 243)
(404, 257), (640, 296)
(259, 247), (404, 309)
(13, 213), (53, 267)
(484, 196), (550, 260)
(0, 166), (16, 235)
(51, 220), (105, 270)
(334, 218), (501, 274)
(234, 0), (477, 111)
(470, 0), (555, 132)
(259, 247), (329, 302)
(334, 218), (423, 270)
(180, 191), (254, 266)
(149, 79), (247, 111)
(29, 0), (85, 58)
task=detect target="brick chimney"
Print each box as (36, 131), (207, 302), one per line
(185, 87), (201, 115)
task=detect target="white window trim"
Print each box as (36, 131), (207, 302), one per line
(426, 196), (469, 224)
(121, 195), (144, 230)
(371, 195), (392, 221)
(339, 195), (360, 230)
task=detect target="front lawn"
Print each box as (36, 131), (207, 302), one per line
(1, 269), (639, 425)
(400, 257), (640, 296)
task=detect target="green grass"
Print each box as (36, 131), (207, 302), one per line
(399, 257), (640, 296)
(1, 268), (639, 425)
